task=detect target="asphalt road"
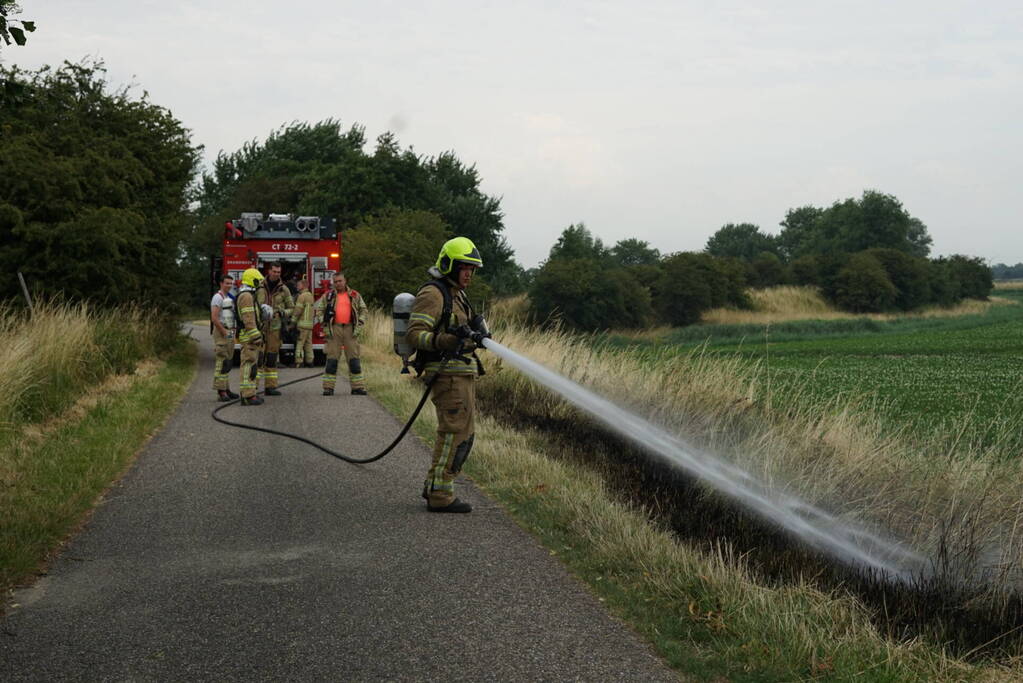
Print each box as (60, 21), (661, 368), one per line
(1, 330), (678, 682)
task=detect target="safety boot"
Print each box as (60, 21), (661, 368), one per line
(239, 395), (264, 406)
(264, 388), (282, 396)
(351, 388), (367, 396)
(217, 390), (233, 402)
(225, 388), (239, 399)
(427, 498), (472, 513)
(323, 388), (334, 396)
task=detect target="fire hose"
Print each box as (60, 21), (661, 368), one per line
(210, 365), (442, 465)
(210, 293), (489, 465)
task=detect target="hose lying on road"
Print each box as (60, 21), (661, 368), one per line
(211, 370), (440, 465)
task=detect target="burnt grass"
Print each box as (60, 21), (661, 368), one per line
(479, 387), (1023, 661)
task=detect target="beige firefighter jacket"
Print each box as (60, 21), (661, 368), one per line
(406, 279), (479, 377)
(256, 280), (294, 332)
(293, 290), (316, 330)
(235, 288), (262, 345)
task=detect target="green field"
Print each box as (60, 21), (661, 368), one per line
(612, 291), (1023, 453)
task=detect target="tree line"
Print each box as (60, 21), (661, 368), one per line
(189, 120), (525, 305)
(992, 263), (1023, 280)
(702, 192), (990, 314)
(0, 60), (521, 311)
(526, 192), (992, 331)
(0, 61), (201, 309)
(0, 59), (997, 327)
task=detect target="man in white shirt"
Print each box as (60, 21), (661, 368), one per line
(210, 274), (239, 402)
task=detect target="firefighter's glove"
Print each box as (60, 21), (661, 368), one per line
(437, 327), (472, 352)
(455, 323), (489, 349)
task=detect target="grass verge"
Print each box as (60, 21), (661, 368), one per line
(357, 311), (1008, 681)
(0, 341), (196, 594)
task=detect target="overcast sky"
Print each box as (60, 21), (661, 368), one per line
(7, 1), (1022, 267)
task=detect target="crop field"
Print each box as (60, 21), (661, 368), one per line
(616, 289), (1023, 453)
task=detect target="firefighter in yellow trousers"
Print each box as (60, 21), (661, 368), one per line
(317, 272), (369, 396)
(255, 262), (294, 396)
(236, 268), (266, 406)
(406, 237), (487, 513)
(292, 278), (315, 367)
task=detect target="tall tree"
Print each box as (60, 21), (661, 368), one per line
(0, 60), (201, 307)
(777, 205), (825, 260)
(704, 223), (778, 261)
(546, 223), (609, 263)
(610, 238), (660, 266)
(192, 121), (519, 297)
(779, 190), (932, 259)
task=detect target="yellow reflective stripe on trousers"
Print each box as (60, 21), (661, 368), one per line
(431, 433), (455, 491)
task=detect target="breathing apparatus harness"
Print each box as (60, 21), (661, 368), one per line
(210, 276), (490, 466)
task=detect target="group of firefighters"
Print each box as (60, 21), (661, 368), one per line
(211, 264), (369, 405)
(208, 237), (488, 513)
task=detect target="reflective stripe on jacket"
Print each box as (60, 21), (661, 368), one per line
(294, 291), (316, 330)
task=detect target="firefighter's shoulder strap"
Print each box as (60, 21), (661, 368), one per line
(422, 277), (477, 331)
(424, 278), (455, 332)
(413, 279), (483, 376)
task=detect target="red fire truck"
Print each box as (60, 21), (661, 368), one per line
(211, 212), (341, 365)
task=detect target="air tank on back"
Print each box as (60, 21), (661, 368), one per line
(392, 293), (416, 373)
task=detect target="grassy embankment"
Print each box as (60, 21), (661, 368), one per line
(0, 301), (194, 594)
(357, 290), (1020, 681)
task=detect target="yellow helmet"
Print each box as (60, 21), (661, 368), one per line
(241, 267), (264, 288)
(435, 237), (483, 276)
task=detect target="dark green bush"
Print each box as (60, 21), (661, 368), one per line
(833, 252), (897, 312)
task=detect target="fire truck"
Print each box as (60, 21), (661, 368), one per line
(211, 212), (341, 365)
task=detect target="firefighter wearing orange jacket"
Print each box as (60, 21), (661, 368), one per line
(255, 263), (294, 395)
(235, 268), (266, 406)
(405, 237), (487, 513)
(317, 271), (369, 396)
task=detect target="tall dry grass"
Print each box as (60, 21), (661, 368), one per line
(480, 319), (1023, 594)
(701, 285), (1001, 325)
(0, 300), (174, 439)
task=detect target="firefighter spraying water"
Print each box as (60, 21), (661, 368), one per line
(217, 236), (925, 577)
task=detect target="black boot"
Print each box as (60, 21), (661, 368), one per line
(264, 388), (282, 396)
(428, 498), (472, 513)
(240, 395), (264, 406)
(217, 390), (232, 402)
(323, 388), (334, 396)
(351, 388), (367, 396)
(225, 388), (239, 399)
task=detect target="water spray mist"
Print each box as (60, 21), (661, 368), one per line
(481, 338), (927, 582)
